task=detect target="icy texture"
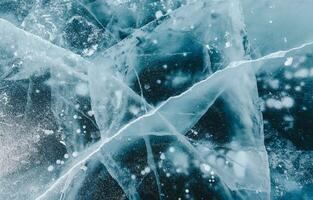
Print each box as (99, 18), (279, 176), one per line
(0, 0), (313, 200)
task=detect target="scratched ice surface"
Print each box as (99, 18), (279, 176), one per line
(0, 0), (313, 200)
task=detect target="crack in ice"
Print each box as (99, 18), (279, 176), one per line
(34, 40), (313, 199)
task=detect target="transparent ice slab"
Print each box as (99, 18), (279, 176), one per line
(1, 0), (313, 199)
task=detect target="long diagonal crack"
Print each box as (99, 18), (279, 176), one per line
(34, 40), (313, 199)
(1, 8), (313, 199)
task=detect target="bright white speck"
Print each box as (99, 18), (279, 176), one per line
(284, 57), (293, 66)
(266, 98), (282, 109)
(281, 97), (294, 108)
(64, 154), (69, 159)
(72, 151), (78, 157)
(144, 84), (150, 90)
(155, 10), (163, 19)
(43, 129), (54, 135)
(176, 168), (182, 173)
(225, 41), (231, 48)
(47, 165), (54, 172)
(144, 167), (151, 173)
(283, 37), (288, 43)
(269, 79), (279, 89)
(169, 147), (175, 153)
(87, 110), (94, 116)
(200, 163), (211, 172)
(80, 165), (88, 171)
(129, 106), (140, 115)
(295, 86), (301, 91)
(284, 115), (293, 122)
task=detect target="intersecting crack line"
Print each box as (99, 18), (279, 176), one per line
(2, 10), (313, 200)
(130, 57), (163, 199)
(34, 40), (313, 199)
